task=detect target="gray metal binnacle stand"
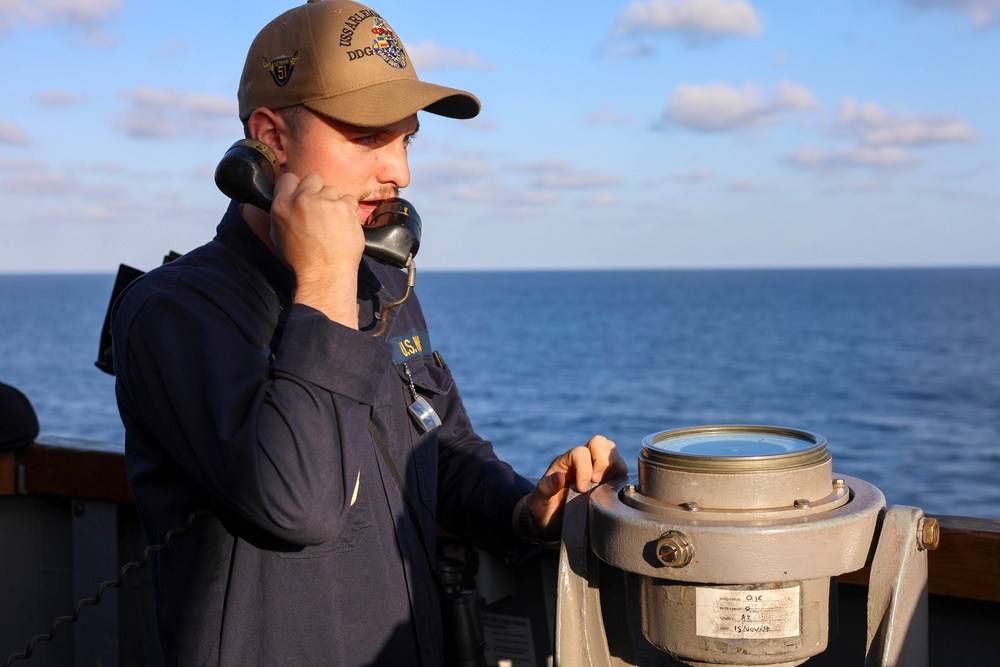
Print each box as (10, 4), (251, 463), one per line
(554, 425), (937, 667)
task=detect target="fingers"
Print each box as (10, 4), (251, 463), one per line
(270, 173), (365, 275)
(570, 445), (598, 494)
(287, 173), (359, 212)
(524, 436), (629, 536)
(585, 435), (622, 483)
(590, 434), (629, 481)
(274, 173), (359, 232)
(525, 470), (570, 531)
(542, 435), (629, 494)
(267, 173), (366, 327)
(534, 469), (568, 502)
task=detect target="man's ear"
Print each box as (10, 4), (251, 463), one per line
(247, 108), (290, 165)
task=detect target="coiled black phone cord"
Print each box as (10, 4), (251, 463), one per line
(3, 508), (210, 666)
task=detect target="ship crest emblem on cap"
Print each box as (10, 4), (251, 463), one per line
(370, 18), (406, 70)
(262, 50), (301, 87)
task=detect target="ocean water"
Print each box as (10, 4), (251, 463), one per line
(1, 268), (998, 521)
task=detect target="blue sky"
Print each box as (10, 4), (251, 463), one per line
(1, 0), (997, 272)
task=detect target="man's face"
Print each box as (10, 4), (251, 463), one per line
(282, 110), (418, 225)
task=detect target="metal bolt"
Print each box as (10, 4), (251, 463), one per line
(679, 501), (700, 512)
(833, 478), (846, 487)
(655, 531), (692, 567)
(918, 517), (940, 551)
(793, 498), (812, 509)
(657, 542), (678, 561)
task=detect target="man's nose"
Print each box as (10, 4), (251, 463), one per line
(379, 140), (411, 189)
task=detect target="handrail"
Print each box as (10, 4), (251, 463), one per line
(838, 514), (1000, 604)
(0, 436), (131, 503)
(3, 437), (999, 603)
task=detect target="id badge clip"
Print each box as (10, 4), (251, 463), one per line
(402, 362), (441, 433)
(408, 395), (442, 433)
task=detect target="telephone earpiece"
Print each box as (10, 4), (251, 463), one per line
(214, 139), (421, 269)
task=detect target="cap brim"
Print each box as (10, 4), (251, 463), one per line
(303, 78), (480, 128)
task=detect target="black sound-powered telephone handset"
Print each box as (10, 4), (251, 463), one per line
(214, 139), (420, 336)
(214, 139), (421, 268)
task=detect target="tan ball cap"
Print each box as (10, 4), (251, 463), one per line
(238, 0), (480, 127)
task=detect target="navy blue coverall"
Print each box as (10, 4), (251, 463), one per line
(112, 201), (534, 665)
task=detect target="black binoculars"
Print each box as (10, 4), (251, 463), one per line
(435, 557), (487, 667)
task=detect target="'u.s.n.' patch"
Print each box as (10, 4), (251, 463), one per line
(389, 330), (432, 364)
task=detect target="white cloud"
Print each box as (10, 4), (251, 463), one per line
(407, 155), (504, 208)
(614, 0), (762, 40)
(837, 98), (976, 147)
(821, 180), (892, 195)
(0, 168), (78, 196)
(913, 183), (995, 200)
(665, 80), (820, 132)
(115, 87), (238, 139)
(789, 146), (920, 172)
(444, 185), (497, 203)
(603, 42), (659, 58)
(898, 0), (1000, 27)
(789, 98), (976, 176)
(417, 158), (620, 218)
(406, 40), (490, 70)
(668, 169), (713, 182)
(0, 120), (31, 146)
(773, 81), (819, 110)
(0, 0), (122, 34)
(836, 99), (890, 127)
(436, 179), (561, 213)
(507, 158), (573, 173)
(498, 189), (562, 211)
(463, 118), (498, 132)
(728, 179), (759, 192)
(533, 169), (622, 189)
(413, 156), (494, 190)
(0, 157), (44, 171)
(506, 159), (622, 189)
(863, 120), (976, 146)
(585, 192), (619, 206)
(33, 90), (90, 106)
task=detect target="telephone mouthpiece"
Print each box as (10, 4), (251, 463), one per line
(364, 198), (421, 267)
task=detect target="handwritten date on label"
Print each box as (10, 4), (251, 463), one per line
(695, 585), (801, 639)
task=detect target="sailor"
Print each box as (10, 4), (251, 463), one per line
(111, 1), (626, 664)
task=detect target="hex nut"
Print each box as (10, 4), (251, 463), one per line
(655, 531), (693, 567)
(919, 517), (940, 551)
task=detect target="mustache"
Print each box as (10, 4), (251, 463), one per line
(357, 187), (399, 202)
(358, 188), (401, 228)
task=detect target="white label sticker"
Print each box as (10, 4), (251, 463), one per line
(482, 612), (536, 667)
(695, 585), (801, 639)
